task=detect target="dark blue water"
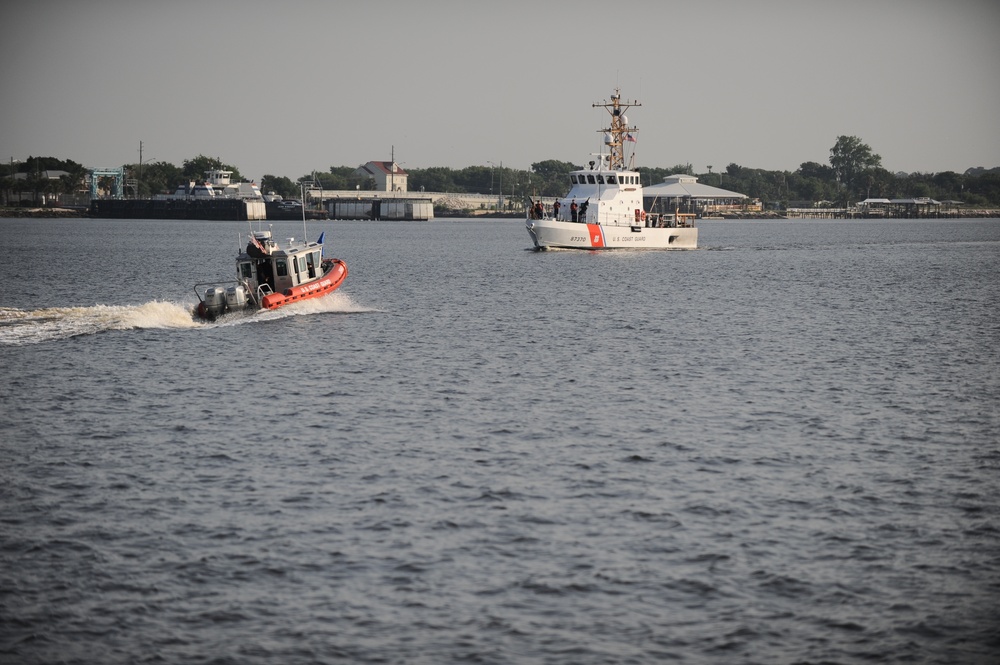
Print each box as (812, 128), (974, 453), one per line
(2, 217), (998, 664)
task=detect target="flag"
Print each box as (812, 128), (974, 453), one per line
(249, 234), (266, 253)
(316, 231), (325, 245)
(625, 133), (637, 143)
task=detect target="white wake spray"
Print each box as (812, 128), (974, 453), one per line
(0, 291), (372, 346)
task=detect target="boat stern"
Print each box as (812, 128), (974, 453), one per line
(193, 283), (251, 321)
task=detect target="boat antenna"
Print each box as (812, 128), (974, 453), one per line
(594, 87), (640, 171)
(301, 182), (308, 241)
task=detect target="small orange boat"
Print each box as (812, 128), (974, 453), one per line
(194, 228), (347, 321)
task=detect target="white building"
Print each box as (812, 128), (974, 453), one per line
(643, 174), (759, 216)
(354, 161), (408, 192)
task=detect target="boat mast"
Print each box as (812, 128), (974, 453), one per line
(594, 88), (640, 171)
(300, 182), (307, 240)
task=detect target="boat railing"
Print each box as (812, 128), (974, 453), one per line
(193, 280), (238, 304)
(255, 283), (273, 304)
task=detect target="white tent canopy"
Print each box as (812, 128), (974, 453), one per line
(643, 174), (747, 201)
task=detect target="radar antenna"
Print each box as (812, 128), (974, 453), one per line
(594, 88), (640, 171)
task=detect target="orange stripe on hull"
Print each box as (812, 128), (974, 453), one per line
(586, 224), (605, 248)
(261, 260), (348, 310)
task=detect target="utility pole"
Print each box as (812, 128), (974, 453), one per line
(138, 141), (143, 198)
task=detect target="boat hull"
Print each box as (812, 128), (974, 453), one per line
(261, 259), (348, 309)
(526, 220), (697, 250)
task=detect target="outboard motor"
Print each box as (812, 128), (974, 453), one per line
(225, 284), (248, 310)
(203, 286), (228, 318)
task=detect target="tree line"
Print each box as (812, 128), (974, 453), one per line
(5, 138), (1000, 207)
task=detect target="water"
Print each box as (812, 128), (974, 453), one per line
(1, 217), (998, 664)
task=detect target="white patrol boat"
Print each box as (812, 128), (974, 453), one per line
(193, 226), (347, 321)
(526, 89), (697, 250)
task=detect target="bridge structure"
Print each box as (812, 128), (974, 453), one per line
(89, 167), (125, 200)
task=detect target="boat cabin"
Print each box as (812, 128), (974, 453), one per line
(568, 171), (642, 187)
(238, 231), (322, 300)
(556, 159), (645, 226)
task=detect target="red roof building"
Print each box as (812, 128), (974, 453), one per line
(354, 161), (408, 192)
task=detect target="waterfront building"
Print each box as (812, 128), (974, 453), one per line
(354, 161), (408, 192)
(643, 174), (759, 217)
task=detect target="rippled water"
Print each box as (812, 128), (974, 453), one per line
(2, 217), (999, 664)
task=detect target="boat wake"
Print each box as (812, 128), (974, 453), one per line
(0, 291), (371, 346)
(249, 290), (374, 322)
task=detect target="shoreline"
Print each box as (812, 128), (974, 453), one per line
(2, 206), (998, 220)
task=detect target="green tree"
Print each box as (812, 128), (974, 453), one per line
(531, 160), (577, 179)
(966, 171), (1000, 203)
(529, 160), (578, 196)
(636, 164), (692, 187)
(261, 174), (298, 199)
(455, 165), (494, 193)
(327, 166), (365, 190)
(797, 161), (836, 182)
(408, 167), (456, 193)
(865, 167), (895, 199)
(829, 135), (882, 200)
(125, 160), (183, 197)
(930, 171), (964, 200)
(182, 155), (243, 182)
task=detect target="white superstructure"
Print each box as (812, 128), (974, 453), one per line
(160, 169), (264, 201)
(526, 89), (697, 250)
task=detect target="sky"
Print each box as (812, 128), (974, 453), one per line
(4, 0), (999, 182)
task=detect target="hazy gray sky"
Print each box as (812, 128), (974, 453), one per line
(4, 0), (998, 181)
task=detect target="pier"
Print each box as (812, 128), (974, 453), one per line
(89, 198), (266, 220)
